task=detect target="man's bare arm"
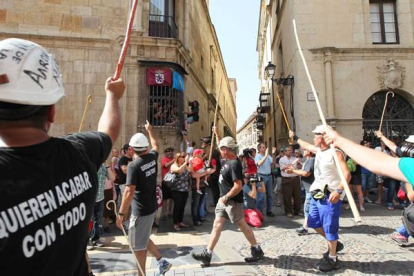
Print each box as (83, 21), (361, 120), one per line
(98, 78), (125, 144)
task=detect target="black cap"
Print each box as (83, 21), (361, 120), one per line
(0, 101), (44, 121)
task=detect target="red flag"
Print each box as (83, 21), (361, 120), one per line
(146, 68), (172, 86)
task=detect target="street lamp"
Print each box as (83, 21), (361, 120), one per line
(264, 61), (295, 147)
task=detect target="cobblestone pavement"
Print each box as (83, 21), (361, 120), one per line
(89, 190), (414, 276)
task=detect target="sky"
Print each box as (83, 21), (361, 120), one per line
(209, 0), (261, 130)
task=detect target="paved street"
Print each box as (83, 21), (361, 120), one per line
(89, 192), (414, 276)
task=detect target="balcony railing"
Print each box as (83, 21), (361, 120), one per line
(259, 92), (271, 113)
(149, 15), (178, 38)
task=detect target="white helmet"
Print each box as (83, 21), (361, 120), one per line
(0, 38), (65, 119)
(129, 133), (149, 150)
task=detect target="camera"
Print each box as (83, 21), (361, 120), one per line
(248, 174), (263, 184)
(401, 142), (414, 158)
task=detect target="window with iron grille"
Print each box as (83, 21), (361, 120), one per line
(149, 0), (177, 38)
(370, 0), (399, 44)
(148, 85), (183, 129)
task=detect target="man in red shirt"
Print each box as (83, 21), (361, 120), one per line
(161, 147), (175, 219)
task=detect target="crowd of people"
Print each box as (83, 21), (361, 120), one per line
(1, 38), (413, 276)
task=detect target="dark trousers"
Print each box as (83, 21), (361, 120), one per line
(191, 187), (206, 223)
(282, 177), (301, 215)
(171, 190), (189, 224)
(209, 176), (220, 206)
(92, 200), (104, 241)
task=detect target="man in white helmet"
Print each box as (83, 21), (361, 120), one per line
(0, 38), (125, 275)
(116, 121), (172, 276)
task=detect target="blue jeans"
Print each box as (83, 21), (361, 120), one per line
(259, 174), (273, 214)
(386, 178), (398, 207)
(361, 173), (374, 192)
(191, 187), (206, 224)
(396, 224), (410, 239)
(304, 192), (312, 218)
(92, 200), (104, 241)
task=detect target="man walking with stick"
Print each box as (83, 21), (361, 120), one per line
(191, 128), (264, 266)
(117, 121), (171, 276)
(289, 126), (350, 272)
(0, 38), (124, 275)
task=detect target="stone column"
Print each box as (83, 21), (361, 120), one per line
(324, 49), (336, 123)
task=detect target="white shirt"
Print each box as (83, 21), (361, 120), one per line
(310, 148), (345, 200)
(279, 155), (298, 177)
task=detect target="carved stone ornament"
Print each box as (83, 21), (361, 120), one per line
(377, 60), (405, 90)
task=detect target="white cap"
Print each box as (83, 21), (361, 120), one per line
(0, 38), (65, 106)
(312, 125), (327, 134)
(406, 135), (414, 143)
(129, 133), (149, 150)
(218, 136), (238, 149)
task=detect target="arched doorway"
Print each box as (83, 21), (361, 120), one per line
(362, 91), (414, 144)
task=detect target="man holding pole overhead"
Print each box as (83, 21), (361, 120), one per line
(289, 126), (350, 272)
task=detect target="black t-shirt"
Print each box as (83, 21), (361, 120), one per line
(118, 156), (133, 184)
(218, 159), (244, 203)
(188, 107), (199, 121)
(126, 150), (159, 216)
(210, 149), (222, 179)
(0, 132), (112, 276)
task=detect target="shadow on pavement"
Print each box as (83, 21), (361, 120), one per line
(273, 255), (414, 275)
(339, 224), (394, 235)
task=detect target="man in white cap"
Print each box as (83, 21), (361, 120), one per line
(0, 38), (125, 275)
(289, 125), (350, 272)
(116, 121), (171, 276)
(192, 128), (264, 266)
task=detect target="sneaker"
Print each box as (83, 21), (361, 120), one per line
(286, 213), (293, 218)
(360, 206), (365, 212)
(388, 206), (395, 211)
(192, 249), (212, 266)
(87, 240), (94, 251)
(344, 204), (350, 210)
(156, 259), (172, 276)
(323, 241), (344, 259)
(204, 180), (210, 186)
(244, 245), (264, 262)
(392, 233), (409, 245)
(197, 189), (203, 195)
(317, 256), (341, 272)
(92, 239), (105, 247)
(296, 226), (309, 236)
(267, 212), (275, 217)
(364, 197), (373, 203)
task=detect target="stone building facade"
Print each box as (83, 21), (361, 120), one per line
(237, 111), (260, 155)
(0, 0), (237, 153)
(257, 0), (414, 147)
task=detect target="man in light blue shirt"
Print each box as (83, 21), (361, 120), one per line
(255, 143), (277, 217)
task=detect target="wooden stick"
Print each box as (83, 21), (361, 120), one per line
(274, 87), (291, 132)
(379, 91), (395, 132)
(114, 0), (139, 80)
(208, 78), (223, 167)
(293, 19), (361, 223)
(106, 200), (145, 276)
(79, 95), (92, 132)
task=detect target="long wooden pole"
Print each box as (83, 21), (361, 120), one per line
(208, 78), (223, 167)
(113, 0), (139, 80)
(379, 91), (395, 132)
(274, 87), (291, 132)
(79, 95), (92, 132)
(293, 19), (361, 222)
(106, 200), (145, 276)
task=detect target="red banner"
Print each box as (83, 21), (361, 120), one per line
(146, 68), (172, 86)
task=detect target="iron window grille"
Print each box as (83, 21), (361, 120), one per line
(148, 85), (184, 130)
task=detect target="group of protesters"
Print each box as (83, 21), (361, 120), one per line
(1, 38), (414, 276)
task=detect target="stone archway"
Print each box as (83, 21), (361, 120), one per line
(362, 90), (414, 144)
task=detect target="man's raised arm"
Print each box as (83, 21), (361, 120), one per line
(98, 78), (125, 144)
